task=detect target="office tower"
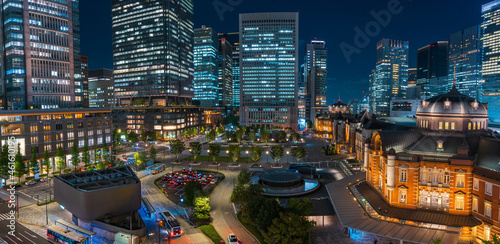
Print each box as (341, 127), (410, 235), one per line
(408, 68), (417, 87)
(81, 55), (89, 108)
(370, 39), (409, 116)
(482, 0), (500, 122)
(304, 40), (328, 123)
(89, 69), (115, 108)
(449, 26), (482, 100)
(416, 41), (449, 98)
(218, 37), (233, 107)
(298, 64), (306, 128)
(239, 12), (299, 129)
(111, 0), (194, 107)
(0, 0), (83, 109)
(194, 27), (219, 107)
(221, 32), (240, 107)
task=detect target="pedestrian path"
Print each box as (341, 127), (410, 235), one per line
(0, 212), (12, 221)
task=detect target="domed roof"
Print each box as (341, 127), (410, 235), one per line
(331, 101), (347, 108)
(416, 86), (487, 116)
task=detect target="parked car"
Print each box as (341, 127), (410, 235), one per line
(25, 181), (37, 186)
(227, 233), (238, 244)
(12, 184), (23, 189)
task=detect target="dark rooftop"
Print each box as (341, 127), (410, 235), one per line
(55, 166), (139, 192)
(475, 137), (500, 173)
(357, 182), (481, 227)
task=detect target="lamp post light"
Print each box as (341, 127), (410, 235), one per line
(266, 151), (269, 164)
(189, 148), (192, 161)
(246, 150), (249, 164)
(226, 150), (229, 164)
(286, 150), (290, 165)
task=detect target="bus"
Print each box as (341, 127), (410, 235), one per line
(47, 225), (89, 244)
(150, 164), (166, 174)
(159, 211), (183, 237)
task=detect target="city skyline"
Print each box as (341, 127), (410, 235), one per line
(80, 0), (491, 103)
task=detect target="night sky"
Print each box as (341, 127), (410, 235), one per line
(80, 0), (488, 104)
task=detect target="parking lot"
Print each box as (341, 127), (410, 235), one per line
(157, 169), (223, 205)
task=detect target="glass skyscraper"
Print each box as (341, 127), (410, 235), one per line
(221, 32), (240, 107)
(239, 12), (299, 130)
(416, 41), (449, 98)
(194, 27), (219, 107)
(111, 0), (194, 107)
(0, 0), (83, 109)
(482, 0), (500, 122)
(304, 40), (328, 123)
(217, 37), (233, 107)
(370, 39), (409, 116)
(449, 26), (481, 100)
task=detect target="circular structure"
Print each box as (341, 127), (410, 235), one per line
(260, 170), (303, 188)
(329, 101), (350, 114)
(416, 86), (488, 132)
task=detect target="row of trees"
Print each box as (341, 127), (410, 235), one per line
(232, 170), (315, 243)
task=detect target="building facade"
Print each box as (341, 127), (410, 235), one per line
(89, 69), (115, 108)
(217, 37), (233, 107)
(111, 0), (194, 107)
(304, 40), (328, 124)
(416, 41), (449, 99)
(194, 27), (219, 107)
(370, 39), (409, 116)
(0, 0), (83, 109)
(449, 26), (481, 100)
(481, 0), (500, 123)
(239, 12), (299, 130)
(81, 55), (89, 108)
(0, 108), (113, 176)
(220, 32), (240, 108)
(112, 106), (204, 140)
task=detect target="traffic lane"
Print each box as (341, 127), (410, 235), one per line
(210, 170), (258, 244)
(0, 199), (49, 244)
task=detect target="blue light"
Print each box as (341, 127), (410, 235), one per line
(60, 205), (65, 210)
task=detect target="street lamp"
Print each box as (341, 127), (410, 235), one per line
(226, 150), (229, 164)
(246, 150), (249, 164)
(266, 151), (269, 164)
(286, 151), (290, 165)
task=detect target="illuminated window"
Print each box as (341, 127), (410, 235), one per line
(400, 168), (407, 182)
(451, 122), (455, 130)
(399, 189), (407, 204)
(456, 173), (465, 188)
(437, 140), (444, 151)
(485, 202), (492, 218)
(456, 195), (464, 210)
(478, 122), (481, 130)
(485, 225), (491, 241)
(439, 122), (443, 130)
(473, 197), (478, 212)
(468, 122), (472, 130)
(486, 183), (492, 195)
(473, 178), (479, 191)
(445, 122), (449, 130)
(473, 122), (476, 130)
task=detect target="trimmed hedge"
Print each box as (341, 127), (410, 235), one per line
(199, 224), (224, 244)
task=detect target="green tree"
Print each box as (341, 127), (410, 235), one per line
(112, 127), (121, 146)
(206, 130), (216, 141)
(290, 132), (301, 142)
(237, 169), (251, 187)
(170, 139), (186, 162)
(251, 146), (263, 163)
(247, 196), (281, 231)
(260, 131), (270, 144)
(134, 152), (143, 170)
(56, 146), (66, 173)
(265, 212), (315, 244)
(0, 144), (8, 179)
(71, 141), (80, 171)
(29, 147), (38, 175)
(482, 234), (500, 244)
(42, 149), (51, 175)
(200, 126), (205, 134)
(270, 146), (284, 164)
(275, 131), (287, 142)
(127, 131), (138, 143)
(95, 161), (106, 170)
(14, 144), (27, 181)
(234, 129), (244, 143)
(82, 141), (91, 167)
(228, 144), (241, 163)
(291, 147), (307, 162)
(189, 142), (202, 161)
(193, 196), (211, 223)
(184, 181), (203, 206)
(249, 130), (256, 142)
(140, 129), (147, 141)
(182, 130), (189, 139)
(208, 143), (221, 164)
(286, 198), (314, 216)
(149, 146), (157, 161)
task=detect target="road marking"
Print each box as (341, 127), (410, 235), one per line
(0, 213), (13, 221)
(19, 192), (32, 199)
(232, 203), (237, 214)
(23, 231), (37, 239)
(4, 235), (18, 244)
(17, 233), (36, 244)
